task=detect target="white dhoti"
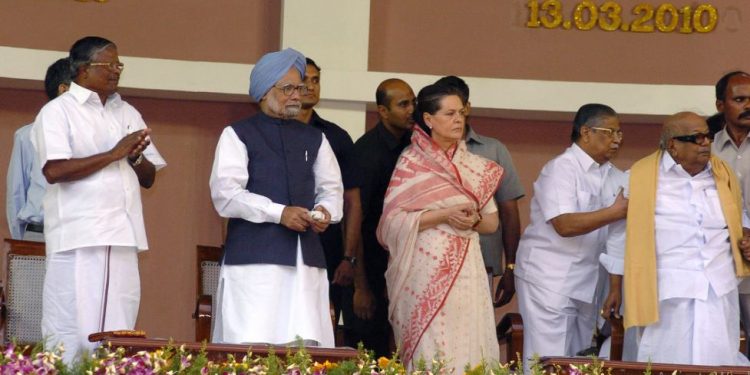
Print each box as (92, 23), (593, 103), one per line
(516, 277), (597, 371)
(637, 287), (749, 366)
(211, 240), (334, 347)
(41, 246), (140, 364)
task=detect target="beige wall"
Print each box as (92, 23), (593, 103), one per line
(0, 1), (280, 63)
(369, 0), (749, 85)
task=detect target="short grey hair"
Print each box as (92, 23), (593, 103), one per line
(659, 125), (677, 150)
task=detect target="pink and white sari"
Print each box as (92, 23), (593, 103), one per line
(377, 126), (502, 370)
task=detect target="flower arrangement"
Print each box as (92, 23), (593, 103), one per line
(0, 342), (616, 375)
(0, 342), (476, 375)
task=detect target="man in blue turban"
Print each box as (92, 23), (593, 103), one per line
(209, 48), (344, 347)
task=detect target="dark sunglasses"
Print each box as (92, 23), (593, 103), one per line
(672, 132), (713, 144)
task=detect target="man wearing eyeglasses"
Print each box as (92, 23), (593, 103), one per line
(602, 112), (750, 365)
(712, 71), (750, 358)
(209, 48), (343, 347)
(32, 36), (167, 364)
(514, 103), (628, 371)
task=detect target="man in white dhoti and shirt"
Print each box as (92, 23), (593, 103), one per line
(514, 103), (628, 371)
(602, 112), (750, 365)
(209, 48), (343, 347)
(33, 36), (167, 364)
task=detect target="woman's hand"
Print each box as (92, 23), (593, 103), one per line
(418, 202), (476, 232)
(445, 203), (478, 231)
(447, 209), (477, 231)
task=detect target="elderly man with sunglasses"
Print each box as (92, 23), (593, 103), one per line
(209, 48), (343, 347)
(602, 112), (750, 365)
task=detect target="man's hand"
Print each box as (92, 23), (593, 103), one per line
(610, 189), (629, 220)
(741, 227), (750, 261)
(111, 129), (151, 161)
(601, 274), (623, 319)
(601, 288), (622, 319)
(494, 271), (515, 307)
(332, 260), (354, 286)
(310, 205), (331, 233)
(280, 206), (313, 232)
(353, 287), (376, 320)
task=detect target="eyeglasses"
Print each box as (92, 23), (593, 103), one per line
(274, 83), (308, 96)
(589, 127), (624, 139)
(672, 132), (713, 144)
(88, 62), (125, 71)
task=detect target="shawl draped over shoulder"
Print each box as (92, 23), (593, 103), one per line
(376, 126), (502, 364)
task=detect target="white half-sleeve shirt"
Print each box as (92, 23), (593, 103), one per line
(31, 82), (167, 253)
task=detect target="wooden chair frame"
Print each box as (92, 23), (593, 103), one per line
(193, 245), (222, 342)
(0, 239), (46, 344)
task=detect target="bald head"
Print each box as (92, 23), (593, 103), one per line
(660, 112), (706, 149)
(376, 78), (410, 107)
(375, 78), (416, 136)
(662, 111), (712, 176)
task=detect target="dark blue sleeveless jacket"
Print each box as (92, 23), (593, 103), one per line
(222, 112), (325, 268)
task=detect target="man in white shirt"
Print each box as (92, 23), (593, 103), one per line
(32, 36), (166, 364)
(603, 112), (750, 365)
(514, 103), (627, 370)
(209, 48), (343, 347)
(6, 57), (71, 242)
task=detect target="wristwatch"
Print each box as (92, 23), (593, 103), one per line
(343, 256), (357, 266)
(506, 263), (516, 271)
(129, 153), (144, 167)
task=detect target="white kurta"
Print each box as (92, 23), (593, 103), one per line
(31, 82), (167, 253)
(209, 126), (343, 347)
(515, 144), (621, 370)
(606, 153), (750, 366)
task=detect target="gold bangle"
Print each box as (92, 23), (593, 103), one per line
(506, 263), (516, 271)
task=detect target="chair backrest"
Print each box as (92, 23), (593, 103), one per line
(196, 245), (223, 298)
(2, 239), (46, 345)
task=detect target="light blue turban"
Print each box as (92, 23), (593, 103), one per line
(249, 48), (306, 102)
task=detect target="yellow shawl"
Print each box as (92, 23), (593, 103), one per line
(624, 150), (750, 329)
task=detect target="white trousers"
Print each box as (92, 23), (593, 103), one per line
(637, 287), (749, 366)
(516, 277), (596, 372)
(738, 292), (750, 358)
(41, 246), (140, 364)
(211, 243), (334, 347)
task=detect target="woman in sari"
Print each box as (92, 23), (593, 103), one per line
(377, 84), (503, 370)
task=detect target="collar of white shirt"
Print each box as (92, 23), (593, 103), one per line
(68, 82), (122, 107)
(660, 150), (712, 178)
(570, 143), (611, 175)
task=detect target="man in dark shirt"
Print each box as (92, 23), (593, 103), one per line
(345, 78), (415, 357)
(296, 57), (361, 329)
